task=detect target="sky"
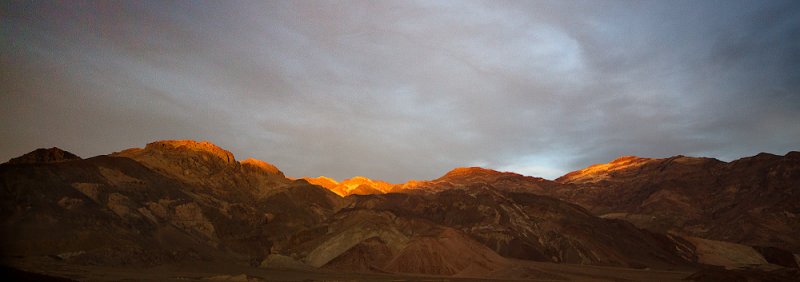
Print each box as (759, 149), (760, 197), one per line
(2, 0), (799, 182)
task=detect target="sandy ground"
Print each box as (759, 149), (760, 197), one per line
(3, 256), (697, 282)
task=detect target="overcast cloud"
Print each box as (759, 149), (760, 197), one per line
(2, 0), (799, 182)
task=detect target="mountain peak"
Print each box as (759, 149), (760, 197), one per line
(241, 158), (283, 175)
(315, 176), (339, 184)
(111, 140), (243, 184)
(753, 152), (780, 159)
(144, 140), (236, 164)
(342, 176), (381, 184)
(439, 167), (503, 179)
(7, 147), (82, 164)
(341, 176), (394, 193)
(303, 175), (395, 196)
(448, 166), (500, 174)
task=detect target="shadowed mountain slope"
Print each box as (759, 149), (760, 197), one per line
(1, 140), (343, 267)
(2, 140), (798, 278)
(552, 152), (800, 253)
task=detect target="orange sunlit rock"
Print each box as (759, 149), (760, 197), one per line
(302, 176), (340, 193)
(241, 158), (283, 175)
(303, 175), (396, 196)
(556, 156), (653, 184)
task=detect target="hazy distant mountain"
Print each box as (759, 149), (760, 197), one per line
(1, 140), (798, 280)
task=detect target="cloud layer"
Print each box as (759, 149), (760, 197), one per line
(2, 0), (799, 182)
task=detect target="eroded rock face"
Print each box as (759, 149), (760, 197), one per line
(106, 193), (132, 217)
(113, 140), (291, 199)
(172, 202), (216, 240)
(112, 140), (240, 185)
(321, 237), (393, 271)
(381, 228), (507, 276)
(284, 209), (508, 276)
(144, 140), (236, 165)
(683, 236), (768, 267)
(338, 189), (689, 268)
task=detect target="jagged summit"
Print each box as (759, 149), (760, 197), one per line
(6, 147), (82, 164)
(304, 175), (395, 196)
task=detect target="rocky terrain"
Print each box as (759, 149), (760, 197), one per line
(309, 154), (800, 271)
(1, 140), (799, 281)
(552, 153), (800, 254)
(1, 141), (343, 267)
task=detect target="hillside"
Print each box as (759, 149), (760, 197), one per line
(1, 140), (799, 280)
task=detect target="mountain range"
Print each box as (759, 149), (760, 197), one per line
(1, 140), (798, 281)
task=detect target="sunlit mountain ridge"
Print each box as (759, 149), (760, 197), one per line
(2, 140), (799, 281)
